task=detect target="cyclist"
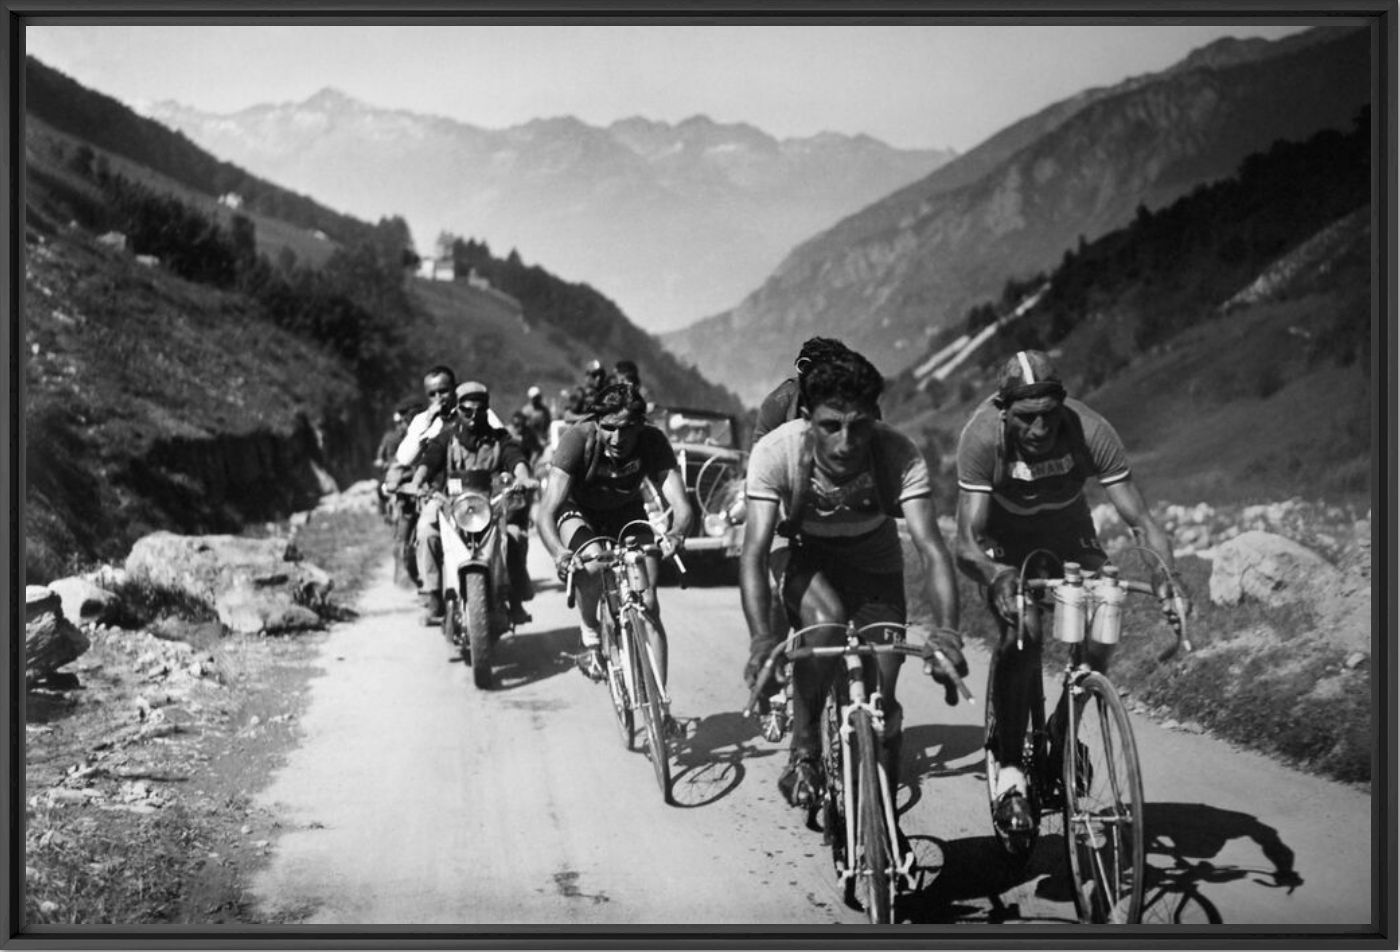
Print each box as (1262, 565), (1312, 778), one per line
(404, 381), (537, 628)
(741, 347), (966, 808)
(954, 349), (1191, 836)
(536, 382), (693, 717)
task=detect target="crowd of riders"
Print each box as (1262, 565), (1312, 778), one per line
(378, 338), (1192, 841)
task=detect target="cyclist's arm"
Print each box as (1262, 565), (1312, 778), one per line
(656, 467), (695, 541)
(1104, 477), (1182, 594)
(901, 495), (959, 631)
(955, 489), (1011, 587)
(739, 497), (780, 646)
(535, 466), (573, 560)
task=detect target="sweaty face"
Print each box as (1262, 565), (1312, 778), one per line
(809, 402), (877, 480)
(1006, 396), (1065, 459)
(597, 412), (642, 459)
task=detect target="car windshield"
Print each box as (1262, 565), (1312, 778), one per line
(659, 411), (735, 448)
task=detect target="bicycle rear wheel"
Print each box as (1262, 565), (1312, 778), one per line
(1062, 671), (1145, 923)
(627, 607), (672, 804)
(854, 708), (893, 924)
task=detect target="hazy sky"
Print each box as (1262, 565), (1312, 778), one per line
(26, 20), (1315, 151)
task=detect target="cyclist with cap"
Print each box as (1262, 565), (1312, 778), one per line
(955, 349), (1190, 836)
(404, 380), (537, 628)
(741, 347), (966, 810)
(535, 382), (693, 724)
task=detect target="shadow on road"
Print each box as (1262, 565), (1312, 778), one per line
(900, 831), (1078, 924)
(667, 710), (778, 809)
(1137, 801), (1302, 924)
(898, 723), (987, 815)
(488, 626), (587, 690)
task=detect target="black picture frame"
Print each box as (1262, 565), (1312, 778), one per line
(3, 0), (1395, 948)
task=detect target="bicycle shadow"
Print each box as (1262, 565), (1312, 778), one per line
(1136, 801), (1302, 923)
(899, 831), (1079, 924)
(896, 723), (987, 815)
(666, 710), (772, 809)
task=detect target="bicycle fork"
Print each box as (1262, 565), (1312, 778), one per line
(836, 688), (915, 897)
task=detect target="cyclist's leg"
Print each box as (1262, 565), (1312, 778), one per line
(778, 553), (845, 805)
(557, 511), (608, 665)
(416, 497), (445, 622)
(988, 591), (1044, 827)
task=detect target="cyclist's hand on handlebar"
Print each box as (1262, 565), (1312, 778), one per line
(659, 532), (685, 560)
(921, 631), (969, 706)
(743, 636), (780, 692)
(555, 551), (576, 583)
(990, 567), (1020, 623)
(1155, 571), (1194, 619)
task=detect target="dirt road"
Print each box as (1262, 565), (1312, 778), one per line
(250, 542), (1372, 927)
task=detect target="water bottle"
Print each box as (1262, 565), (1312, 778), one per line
(1053, 562), (1087, 643)
(1090, 564), (1126, 645)
(626, 552), (651, 594)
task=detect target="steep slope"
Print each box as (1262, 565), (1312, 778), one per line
(881, 115), (1372, 512)
(664, 26), (1371, 405)
(140, 94), (954, 332)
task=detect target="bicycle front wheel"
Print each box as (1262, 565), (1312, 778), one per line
(854, 708), (893, 925)
(627, 607), (672, 804)
(1062, 671), (1145, 924)
(602, 615), (635, 750)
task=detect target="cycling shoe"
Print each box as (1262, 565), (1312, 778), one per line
(778, 753), (823, 809)
(993, 790), (1036, 835)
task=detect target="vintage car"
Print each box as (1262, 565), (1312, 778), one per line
(651, 406), (748, 574)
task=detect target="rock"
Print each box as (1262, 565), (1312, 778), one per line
(47, 576), (120, 625)
(1208, 530), (1342, 607)
(26, 587), (91, 686)
(1345, 652), (1368, 669)
(83, 564), (129, 590)
(125, 531), (333, 635)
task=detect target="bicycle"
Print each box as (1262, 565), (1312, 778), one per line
(743, 620), (971, 924)
(566, 519), (685, 805)
(984, 547), (1190, 924)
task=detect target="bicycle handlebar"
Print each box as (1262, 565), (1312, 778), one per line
(741, 621), (973, 717)
(563, 529), (683, 609)
(1020, 575), (1192, 660)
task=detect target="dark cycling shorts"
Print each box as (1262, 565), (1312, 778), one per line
(782, 540), (906, 631)
(557, 503), (656, 553)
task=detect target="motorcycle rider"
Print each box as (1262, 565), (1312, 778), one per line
(405, 381), (537, 627)
(519, 385), (553, 453)
(535, 381), (693, 715)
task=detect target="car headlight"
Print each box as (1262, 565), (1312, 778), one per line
(450, 492), (493, 533)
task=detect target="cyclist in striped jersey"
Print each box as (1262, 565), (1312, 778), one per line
(955, 350), (1190, 836)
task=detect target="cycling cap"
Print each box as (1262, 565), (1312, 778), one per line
(527, 385), (541, 399)
(995, 350), (1066, 406)
(456, 381), (490, 404)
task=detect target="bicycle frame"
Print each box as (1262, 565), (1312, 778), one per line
(744, 620), (969, 920)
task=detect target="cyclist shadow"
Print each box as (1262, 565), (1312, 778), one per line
(481, 626), (586, 690)
(899, 831), (1079, 924)
(1137, 801), (1302, 923)
(897, 723), (988, 815)
(667, 710), (773, 810)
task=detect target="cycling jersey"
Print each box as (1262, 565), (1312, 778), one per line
(957, 396), (1129, 566)
(746, 419), (931, 574)
(552, 421), (678, 512)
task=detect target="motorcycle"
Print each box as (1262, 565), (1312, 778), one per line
(431, 470), (527, 689)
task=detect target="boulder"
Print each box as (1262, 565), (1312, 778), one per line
(47, 576), (120, 625)
(124, 532), (333, 635)
(26, 586), (90, 685)
(1208, 530), (1342, 607)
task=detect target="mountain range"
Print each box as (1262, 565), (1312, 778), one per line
(139, 93), (954, 332)
(660, 25), (1372, 405)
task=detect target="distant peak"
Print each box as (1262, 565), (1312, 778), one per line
(304, 87), (359, 109)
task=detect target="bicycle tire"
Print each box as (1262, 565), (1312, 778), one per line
(1062, 671), (1145, 923)
(463, 574), (493, 690)
(603, 614), (635, 750)
(854, 708), (893, 924)
(627, 607), (672, 804)
(984, 648), (1042, 864)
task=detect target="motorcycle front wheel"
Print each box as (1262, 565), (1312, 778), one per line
(463, 573), (493, 690)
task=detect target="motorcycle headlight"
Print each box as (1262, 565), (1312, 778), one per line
(704, 513), (729, 537)
(450, 492), (493, 533)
